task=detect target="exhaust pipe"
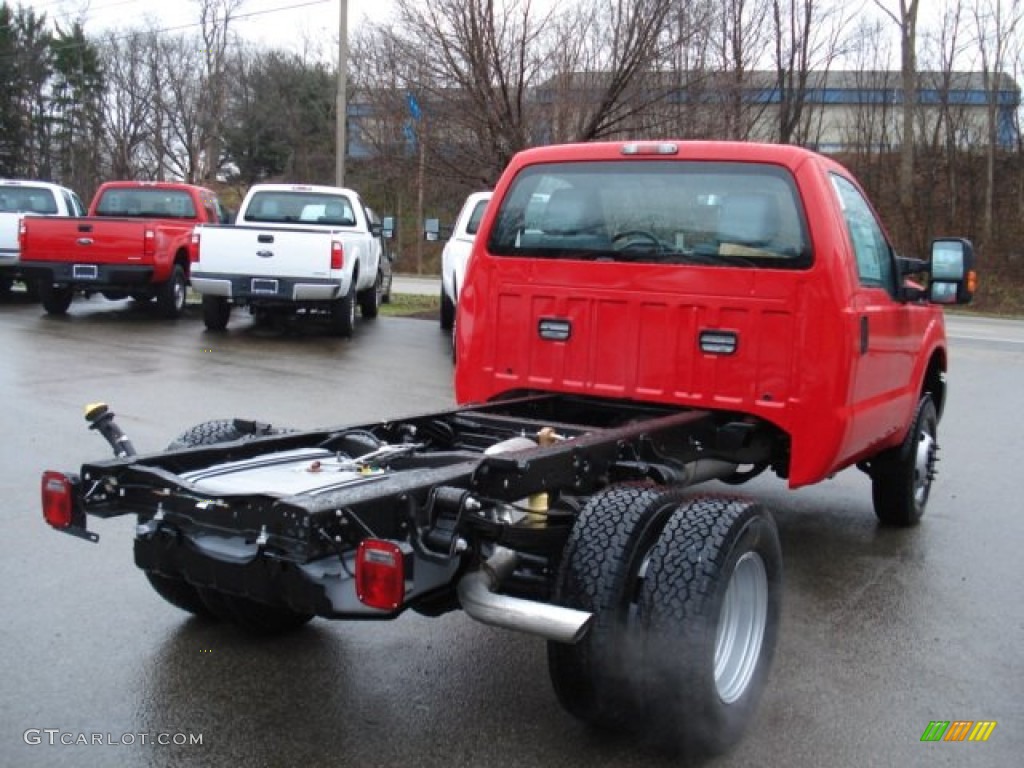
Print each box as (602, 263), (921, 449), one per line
(457, 547), (593, 644)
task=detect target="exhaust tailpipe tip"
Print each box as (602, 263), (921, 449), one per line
(457, 548), (593, 645)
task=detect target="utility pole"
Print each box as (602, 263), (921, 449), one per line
(335, 0), (348, 187)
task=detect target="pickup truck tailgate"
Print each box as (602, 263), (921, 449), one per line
(21, 218), (150, 264)
(196, 226), (339, 278)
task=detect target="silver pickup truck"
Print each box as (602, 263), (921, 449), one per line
(190, 183), (393, 337)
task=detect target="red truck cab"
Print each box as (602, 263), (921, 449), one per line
(18, 181), (226, 317)
(455, 140), (974, 506)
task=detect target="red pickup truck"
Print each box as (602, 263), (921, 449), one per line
(19, 181), (226, 317)
(41, 141), (974, 757)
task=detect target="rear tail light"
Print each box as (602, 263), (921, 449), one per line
(143, 227), (156, 257)
(331, 240), (344, 270)
(41, 471), (76, 529)
(355, 539), (405, 610)
(18, 218), (27, 251)
(190, 228), (201, 263)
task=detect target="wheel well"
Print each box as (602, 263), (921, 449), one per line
(922, 350), (947, 421)
(175, 249), (190, 279)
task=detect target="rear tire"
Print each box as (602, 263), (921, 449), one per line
(548, 483), (688, 730)
(196, 587), (314, 635)
(40, 282), (74, 315)
(329, 282), (356, 337)
(871, 395), (938, 527)
(202, 295), (231, 331)
(156, 264), (187, 318)
(639, 497), (782, 757)
(154, 417), (312, 634)
(144, 571), (216, 619)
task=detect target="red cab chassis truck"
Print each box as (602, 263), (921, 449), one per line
(41, 141), (975, 756)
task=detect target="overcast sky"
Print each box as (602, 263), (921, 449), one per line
(12, 0), (978, 73)
(16, 0), (394, 53)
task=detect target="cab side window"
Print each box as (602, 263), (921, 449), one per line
(830, 174), (896, 295)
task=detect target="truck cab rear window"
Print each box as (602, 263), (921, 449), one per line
(95, 189), (197, 219)
(0, 186), (58, 214)
(488, 161), (811, 269)
(245, 191), (356, 225)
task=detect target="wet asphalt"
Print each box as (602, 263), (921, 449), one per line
(0, 294), (1021, 768)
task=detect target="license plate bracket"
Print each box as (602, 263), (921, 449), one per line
(73, 264), (98, 280)
(252, 278), (279, 294)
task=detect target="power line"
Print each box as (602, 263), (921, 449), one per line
(2, 0), (334, 42)
(0, 0), (335, 62)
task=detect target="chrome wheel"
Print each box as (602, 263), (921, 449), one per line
(913, 430), (937, 507)
(714, 551), (768, 704)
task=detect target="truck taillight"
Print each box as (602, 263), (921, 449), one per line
(41, 471), (75, 529)
(18, 218), (27, 250)
(331, 240), (344, 270)
(355, 539), (405, 610)
(143, 227), (156, 257)
(190, 228), (201, 263)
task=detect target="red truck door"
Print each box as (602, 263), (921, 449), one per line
(830, 173), (921, 457)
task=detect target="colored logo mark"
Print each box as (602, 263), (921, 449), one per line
(921, 721), (997, 742)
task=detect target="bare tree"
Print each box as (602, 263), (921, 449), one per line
(392, 0), (554, 184)
(98, 30), (154, 179)
(840, 20), (898, 191)
(550, 0), (680, 142)
(152, 32), (208, 182)
(712, 0), (773, 140)
(873, 0), (920, 213)
(659, 1), (718, 138)
(389, 0), (680, 183)
(970, 0), (1023, 244)
(917, 2), (970, 227)
(770, 0), (847, 146)
(195, 0), (243, 182)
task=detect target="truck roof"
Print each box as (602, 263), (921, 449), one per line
(1, 178), (74, 192)
(244, 183), (362, 198)
(504, 140), (823, 171)
(95, 180), (216, 193)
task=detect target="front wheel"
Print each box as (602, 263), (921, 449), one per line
(870, 395), (938, 526)
(202, 295), (231, 331)
(39, 282), (74, 315)
(440, 285), (455, 331)
(639, 497), (782, 757)
(358, 270), (383, 319)
(156, 264), (187, 318)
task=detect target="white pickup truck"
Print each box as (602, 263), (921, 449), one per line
(426, 190), (492, 331)
(0, 179), (87, 299)
(190, 183), (392, 336)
